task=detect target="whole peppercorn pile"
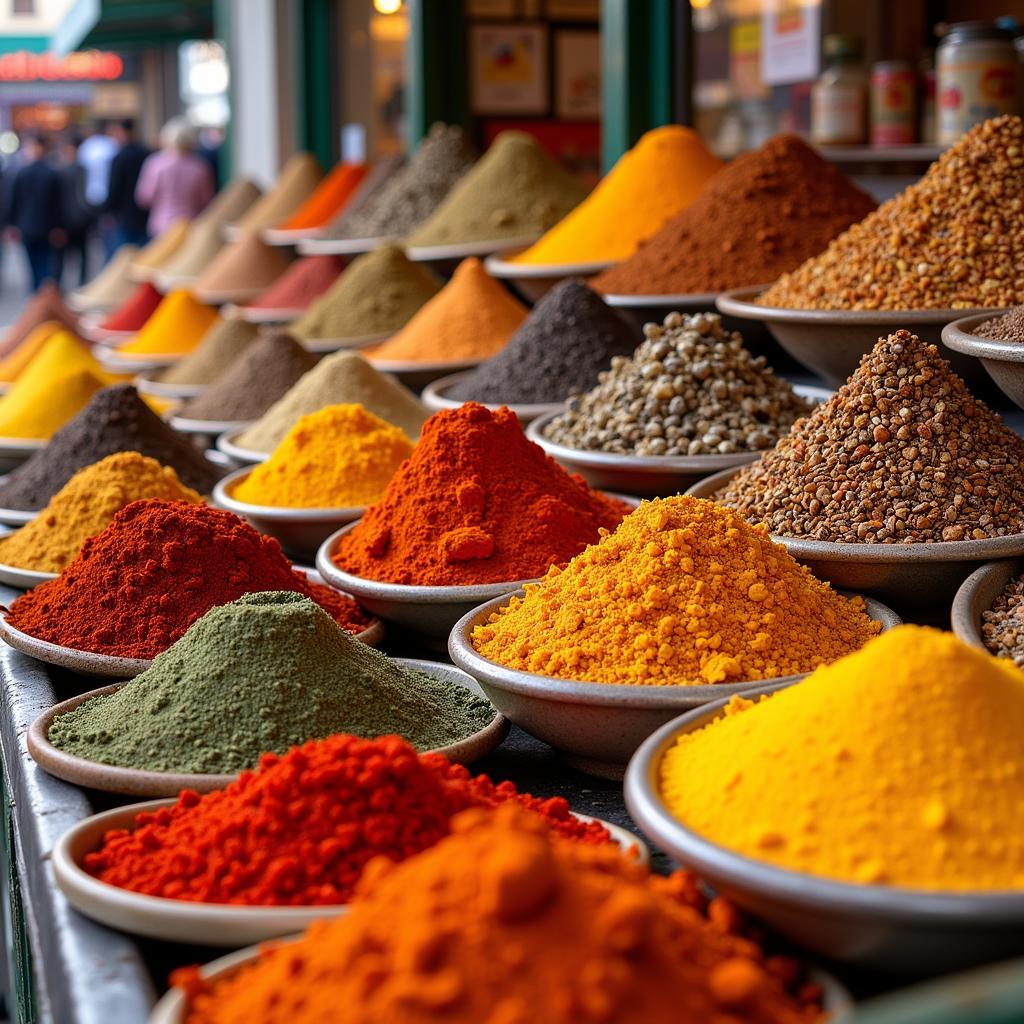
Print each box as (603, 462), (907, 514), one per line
(973, 305), (1024, 342)
(981, 575), (1024, 666)
(759, 115), (1024, 310)
(718, 330), (1024, 543)
(84, 734), (610, 906)
(543, 312), (812, 456)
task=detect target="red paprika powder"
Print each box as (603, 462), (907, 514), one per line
(332, 402), (629, 585)
(98, 282), (164, 333)
(84, 733), (610, 906)
(245, 254), (344, 312)
(6, 500), (370, 659)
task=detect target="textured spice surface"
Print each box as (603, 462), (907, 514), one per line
(0, 323), (68, 383)
(192, 231), (290, 297)
(973, 305), (1024, 342)
(172, 804), (825, 1023)
(50, 593), (491, 772)
(718, 330), (1024, 543)
(544, 312), (812, 455)
(448, 280), (636, 405)
(276, 162), (367, 230)
(759, 116), (1024, 310)
(157, 319), (258, 387)
(660, 626), (1024, 890)
(981, 574), (1024, 666)
(0, 282), (78, 358)
(7, 500), (370, 657)
(98, 282), (163, 333)
(321, 155), (403, 232)
(0, 453), (201, 572)
(235, 153), (322, 230)
(116, 290), (219, 359)
(473, 495), (878, 685)
(234, 404), (413, 508)
(593, 135), (875, 295)
(333, 403), (628, 585)
(243, 254), (344, 312)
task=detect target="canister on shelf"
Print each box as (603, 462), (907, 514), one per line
(811, 35), (868, 146)
(871, 60), (916, 145)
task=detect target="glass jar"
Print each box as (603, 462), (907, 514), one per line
(871, 60), (916, 146)
(812, 35), (867, 146)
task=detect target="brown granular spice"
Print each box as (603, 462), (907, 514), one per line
(981, 575), (1024, 666)
(759, 116), (1024, 310)
(593, 135), (874, 296)
(973, 306), (1024, 343)
(717, 330), (1024, 544)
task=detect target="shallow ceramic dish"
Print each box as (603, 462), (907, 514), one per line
(213, 466), (365, 562)
(261, 226), (321, 246)
(78, 321), (134, 346)
(942, 313), (1024, 409)
(223, 302), (305, 324)
(421, 371), (563, 424)
(688, 466), (1024, 611)
(215, 429), (270, 466)
(624, 689), (1024, 974)
(95, 348), (179, 374)
(192, 286), (266, 306)
(950, 558), (1022, 652)
(0, 507), (40, 528)
(134, 375), (205, 401)
(405, 235), (539, 275)
(448, 589), (899, 779)
(297, 235), (395, 257)
(484, 248), (613, 303)
(0, 438), (45, 475)
(716, 286), (1003, 392)
(0, 562), (56, 589)
(29, 658), (506, 797)
(367, 356), (483, 391)
(300, 331), (390, 356)
(169, 415), (254, 439)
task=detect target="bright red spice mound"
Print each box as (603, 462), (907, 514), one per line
(7, 500), (370, 658)
(333, 402), (629, 585)
(245, 254), (344, 312)
(84, 733), (611, 905)
(99, 282), (164, 332)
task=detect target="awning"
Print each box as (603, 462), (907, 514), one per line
(0, 36), (50, 55)
(52, 0), (213, 56)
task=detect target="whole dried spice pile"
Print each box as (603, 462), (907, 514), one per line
(6, 500), (370, 658)
(718, 330), (1024, 543)
(980, 574), (1024, 666)
(472, 495), (879, 686)
(759, 115), (1024, 310)
(544, 312), (812, 456)
(972, 305), (1024, 342)
(172, 805), (826, 1024)
(660, 627), (1024, 890)
(83, 735), (608, 906)
(333, 403), (628, 586)
(593, 134), (875, 296)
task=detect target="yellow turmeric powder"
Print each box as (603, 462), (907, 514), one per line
(471, 495), (880, 685)
(513, 126), (723, 265)
(0, 452), (202, 572)
(173, 805), (826, 1024)
(0, 321), (61, 383)
(115, 291), (220, 359)
(0, 352), (108, 440)
(232, 403), (413, 508)
(659, 626), (1024, 891)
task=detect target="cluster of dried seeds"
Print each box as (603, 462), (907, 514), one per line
(717, 330), (1024, 543)
(982, 577), (1024, 666)
(973, 305), (1024, 343)
(543, 312), (811, 456)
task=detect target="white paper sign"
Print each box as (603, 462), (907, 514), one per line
(761, 2), (821, 86)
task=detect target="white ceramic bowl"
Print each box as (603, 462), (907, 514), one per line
(0, 437), (45, 475)
(215, 428), (269, 466)
(300, 331), (390, 356)
(134, 375), (205, 401)
(405, 235), (539, 275)
(297, 235), (396, 257)
(0, 561), (56, 589)
(421, 370), (563, 424)
(485, 247), (613, 303)
(367, 356), (484, 391)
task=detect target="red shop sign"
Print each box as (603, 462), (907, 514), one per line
(0, 50), (124, 82)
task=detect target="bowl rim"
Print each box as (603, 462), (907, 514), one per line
(949, 557), (1023, 651)
(212, 465), (368, 521)
(421, 370), (565, 419)
(624, 686), (1024, 918)
(134, 374), (205, 401)
(0, 559), (58, 587)
(216, 428), (270, 464)
(941, 312), (1024, 363)
(296, 234), (398, 257)
(484, 247), (614, 279)
(0, 437), (47, 455)
(221, 302), (306, 323)
(602, 290), (721, 307)
(169, 414), (255, 435)
(367, 355), (484, 375)
(404, 234), (541, 262)
(300, 331), (390, 355)
(448, 588), (901, 704)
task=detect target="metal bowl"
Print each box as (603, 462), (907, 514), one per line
(688, 466), (1024, 611)
(624, 691), (1024, 974)
(405, 235), (539, 276)
(213, 466), (366, 562)
(950, 558), (1022, 652)
(421, 371), (563, 424)
(484, 248), (613, 304)
(448, 589), (900, 779)
(942, 313), (1024, 410)
(367, 355), (485, 392)
(716, 286), (1004, 392)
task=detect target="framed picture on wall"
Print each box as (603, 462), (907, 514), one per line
(470, 24), (550, 115)
(555, 30), (600, 120)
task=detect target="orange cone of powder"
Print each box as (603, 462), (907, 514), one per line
(115, 291), (220, 360)
(276, 163), (368, 232)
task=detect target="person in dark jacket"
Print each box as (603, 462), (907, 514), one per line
(3, 135), (65, 292)
(54, 134), (94, 288)
(103, 119), (151, 251)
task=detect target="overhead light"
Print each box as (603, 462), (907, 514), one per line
(374, 0), (402, 13)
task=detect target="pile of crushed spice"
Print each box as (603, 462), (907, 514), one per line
(660, 626), (1024, 890)
(334, 403), (628, 586)
(759, 115), (1024, 310)
(235, 351), (428, 453)
(368, 258), (527, 364)
(242, 254), (344, 313)
(98, 282), (163, 333)
(192, 231), (290, 301)
(0, 453), (201, 572)
(50, 593), (492, 773)
(69, 245), (138, 311)
(0, 282), (78, 358)
(156, 319), (258, 387)
(171, 804), (826, 1024)
(330, 124), (476, 240)
(290, 246), (441, 341)
(115, 290), (219, 359)
(472, 495), (879, 686)
(275, 162), (367, 231)
(234, 153), (322, 231)
(321, 155), (403, 233)
(156, 217), (225, 283)
(129, 220), (189, 278)
(0, 364), (105, 440)
(972, 305), (1024, 342)
(6, 500), (370, 658)
(980, 574), (1024, 666)
(199, 177), (262, 228)
(717, 330), (1024, 543)
(593, 135), (875, 296)
(0, 323), (92, 384)
(177, 331), (317, 423)
(544, 312), (812, 455)
(448, 280), (638, 406)
(406, 131), (587, 246)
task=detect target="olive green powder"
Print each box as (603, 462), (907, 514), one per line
(48, 592), (494, 774)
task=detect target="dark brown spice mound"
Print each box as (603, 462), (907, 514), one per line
(717, 330), (1024, 543)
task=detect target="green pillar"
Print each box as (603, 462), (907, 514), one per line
(295, 0), (336, 167)
(212, 0), (233, 181)
(407, 0), (468, 149)
(601, 0), (673, 171)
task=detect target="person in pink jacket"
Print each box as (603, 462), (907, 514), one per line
(134, 117), (214, 236)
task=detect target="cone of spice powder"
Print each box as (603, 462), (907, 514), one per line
(290, 246), (441, 342)
(321, 155), (404, 233)
(0, 365), (106, 440)
(368, 258), (527, 365)
(236, 351), (428, 453)
(192, 230), (291, 303)
(69, 244), (139, 311)
(154, 216), (226, 284)
(242, 254), (344, 314)
(406, 131), (587, 247)
(98, 281), (163, 333)
(129, 220), (189, 278)
(177, 330), (317, 424)
(198, 176), (263, 226)
(0, 384), (222, 510)
(0, 282), (78, 358)
(235, 153), (323, 231)
(0, 327), (111, 389)
(0, 322), (63, 383)
(275, 162), (368, 231)
(156, 318), (259, 387)
(114, 291), (219, 359)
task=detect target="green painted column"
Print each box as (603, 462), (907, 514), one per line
(212, 0), (233, 182)
(295, 0), (336, 167)
(407, 0), (468, 149)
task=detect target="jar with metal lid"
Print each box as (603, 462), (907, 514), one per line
(812, 35), (868, 146)
(871, 60), (916, 146)
(937, 21), (1018, 144)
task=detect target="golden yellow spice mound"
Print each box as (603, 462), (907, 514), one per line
(232, 403), (414, 509)
(0, 452), (202, 572)
(471, 495), (879, 685)
(660, 626), (1024, 891)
